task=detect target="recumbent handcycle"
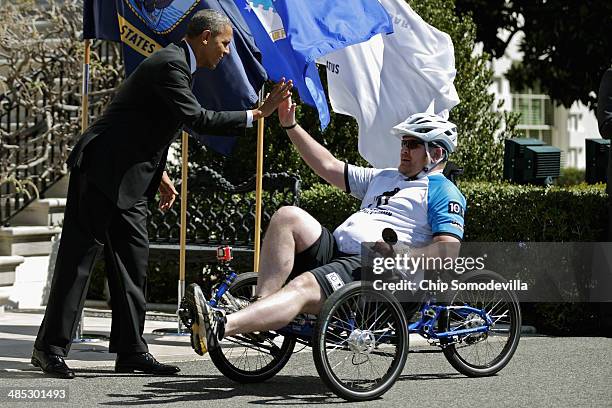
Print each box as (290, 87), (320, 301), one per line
(179, 229), (521, 401)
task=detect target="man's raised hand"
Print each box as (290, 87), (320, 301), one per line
(278, 94), (297, 128)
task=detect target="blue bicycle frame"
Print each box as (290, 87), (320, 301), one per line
(408, 297), (493, 342)
(208, 266), (494, 347)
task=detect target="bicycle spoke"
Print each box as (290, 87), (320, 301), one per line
(324, 290), (404, 393)
(449, 286), (517, 368)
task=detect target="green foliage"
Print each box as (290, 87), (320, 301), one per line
(409, 0), (521, 181)
(299, 181), (608, 242)
(300, 183), (360, 231)
(555, 167), (586, 186)
(455, 0), (612, 109)
(458, 181), (607, 241)
(455, 0), (515, 58)
(178, 0), (518, 186)
(507, 1), (612, 109)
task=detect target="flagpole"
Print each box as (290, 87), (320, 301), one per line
(153, 131), (190, 336)
(73, 38), (105, 343)
(177, 130), (189, 332)
(81, 39), (90, 133)
(253, 87), (265, 272)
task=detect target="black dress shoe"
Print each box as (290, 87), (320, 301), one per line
(115, 352), (180, 375)
(31, 348), (75, 379)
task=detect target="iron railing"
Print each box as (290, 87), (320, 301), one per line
(0, 40), (123, 225)
(148, 166), (301, 247)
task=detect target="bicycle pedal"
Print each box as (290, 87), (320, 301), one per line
(245, 332), (268, 343)
(178, 299), (194, 329)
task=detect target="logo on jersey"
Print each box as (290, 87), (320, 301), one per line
(373, 187), (401, 208)
(125, 0), (199, 34)
(448, 201), (464, 217)
(325, 272), (345, 291)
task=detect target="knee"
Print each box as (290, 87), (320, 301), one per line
(271, 206), (309, 228)
(286, 272), (324, 307)
(267, 206), (322, 252)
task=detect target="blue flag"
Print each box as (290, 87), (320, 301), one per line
(234, 0), (393, 129)
(82, 0), (267, 155)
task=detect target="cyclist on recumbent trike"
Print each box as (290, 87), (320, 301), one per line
(180, 98), (519, 401)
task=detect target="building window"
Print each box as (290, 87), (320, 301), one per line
(492, 76), (503, 94)
(512, 91), (554, 145)
(515, 128), (553, 145)
(567, 113), (583, 132)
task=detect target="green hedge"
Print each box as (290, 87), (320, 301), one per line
(300, 184), (360, 231)
(301, 181), (608, 242)
(555, 167), (586, 186)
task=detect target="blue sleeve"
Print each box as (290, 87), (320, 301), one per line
(427, 175), (466, 240)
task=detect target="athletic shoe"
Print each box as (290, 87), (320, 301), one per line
(187, 283), (225, 355)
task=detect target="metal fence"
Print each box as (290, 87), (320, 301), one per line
(0, 40), (122, 225)
(148, 166), (301, 246)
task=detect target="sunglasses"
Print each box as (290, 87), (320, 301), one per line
(401, 139), (424, 150)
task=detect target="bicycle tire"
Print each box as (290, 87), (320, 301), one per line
(313, 282), (409, 401)
(441, 269), (521, 377)
(209, 272), (296, 383)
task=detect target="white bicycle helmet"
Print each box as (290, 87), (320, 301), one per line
(391, 113), (458, 153)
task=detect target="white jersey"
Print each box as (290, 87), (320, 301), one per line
(333, 164), (466, 254)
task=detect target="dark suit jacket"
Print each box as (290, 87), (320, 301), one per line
(597, 68), (612, 194)
(68, 42), (247, 209)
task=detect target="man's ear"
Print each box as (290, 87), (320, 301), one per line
(201, 30), (212, 44)
(431, 146), (444, 161)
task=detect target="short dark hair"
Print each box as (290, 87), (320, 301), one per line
(186, 9), (231, 37)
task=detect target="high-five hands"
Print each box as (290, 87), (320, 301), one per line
(278, 94), (297, 128)
(253, 78), (293, 120)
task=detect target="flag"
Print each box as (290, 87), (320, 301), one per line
(83, 0), (120, 41)
(234, 0), (393, 130)
(323, 0), (460, 168)
(82, 0), (268, 155)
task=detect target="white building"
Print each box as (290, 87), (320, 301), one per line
(489, 32), (599, 169)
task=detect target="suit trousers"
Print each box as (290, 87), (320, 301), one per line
(34, 166), (150, 356)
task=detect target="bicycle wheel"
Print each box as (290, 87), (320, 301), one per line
(313, 282), (409, 401)
(209, 272), (296, 383)
(441, 270), (521, 377)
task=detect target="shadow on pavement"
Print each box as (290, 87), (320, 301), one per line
(396, 372), (464, 381)
(95, 375), (344, 405)
(144, 338), (192, 348)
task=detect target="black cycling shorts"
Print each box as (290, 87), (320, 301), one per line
(288, 227), (361, 297)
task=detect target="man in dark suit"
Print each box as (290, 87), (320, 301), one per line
(31, 9), (291, 378)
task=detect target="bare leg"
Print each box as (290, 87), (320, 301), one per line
(256, 206), (322, 297)
(225, 272), (324, 336)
